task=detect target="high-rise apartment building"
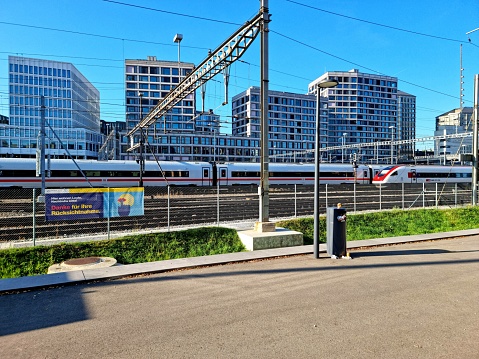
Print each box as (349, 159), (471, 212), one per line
(397, 90), (416, 161)
(123, 57), (196, 159)
(119, 61), (416, 164)
(2, 56), (102, 159)
(309, 69), (405, 163)
(231, 86), (318, 162)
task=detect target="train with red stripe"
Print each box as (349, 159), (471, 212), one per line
(372, 165), (472, 185)
(0, 158), (381, 188)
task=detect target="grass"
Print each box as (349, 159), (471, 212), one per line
(1, 206), (479, 279)
(0, 227), (245, 279)
(275, 206), (479, 245)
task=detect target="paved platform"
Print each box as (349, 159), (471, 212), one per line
(1, 228), (478, 294)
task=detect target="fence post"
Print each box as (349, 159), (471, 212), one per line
(294, 184), (297, 218)
(379, 183), (382, 210)
(353, 181), (356, 213)
(167, 185), (171, 232)
(455, 183), (458, 207)
(436, 183), (438, 208)
(402, 183), (404, 209)
(217, 180), (220, 225)
(107, 186), (111, 241)
(32, 188), (36, 246)
(325, 184), (328, 208)
(423, 183), (425, 208)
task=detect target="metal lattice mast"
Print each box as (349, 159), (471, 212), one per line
(127, 13), (262, 141)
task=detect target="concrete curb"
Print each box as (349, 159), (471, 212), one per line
(1, 228), (479, 294)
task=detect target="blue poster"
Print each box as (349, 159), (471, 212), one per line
(106, 188), (144, 218)
(45, 188), (144, 221)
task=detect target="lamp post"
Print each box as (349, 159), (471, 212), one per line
(341, 133), (347, 163)
(314, 79), (338, 259)
(389, 125), (395, 164)
(173, 34), (183, 79)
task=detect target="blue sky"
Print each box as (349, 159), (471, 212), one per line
(1, 0), (478, 141)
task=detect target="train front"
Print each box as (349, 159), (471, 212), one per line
(372, 165), (401, 185)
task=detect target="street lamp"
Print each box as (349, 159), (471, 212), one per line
(314, 79), (339, 259)
(173, 34), (183, 79)
(341, 133), (347, 163)
(389, 125), (395, 164)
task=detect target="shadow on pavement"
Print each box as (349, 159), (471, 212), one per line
(349, 248), (451, 257)
(0, 285), (90, 336)
(1, 247), (477, 336)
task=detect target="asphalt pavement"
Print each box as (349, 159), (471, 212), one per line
(0, 229), (478, 358)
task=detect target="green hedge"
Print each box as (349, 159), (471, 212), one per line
(0, 227), (245, 279)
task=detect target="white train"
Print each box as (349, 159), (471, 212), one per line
(0, 158), (379, 188)
(372, 165), (472, 185)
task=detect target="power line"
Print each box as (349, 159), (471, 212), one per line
(102, 0), (242, 26)
(285, 0), (471, 45)
(0, 21), (209, 50)
(271, 30), (468, 103)
(0, 51), (124, 63)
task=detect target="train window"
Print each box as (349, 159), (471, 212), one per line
(231, 171), (260, 177)
(51, 170), (80, 177)
(270, 171), (313, 177)
(322, 171), (354, 178)
(85, 171), (101, 177)
(220, 169), (226, 178)
(376, 166), (395, 177)
(203, 169), (209, 178)
(0, 169), (37, 177)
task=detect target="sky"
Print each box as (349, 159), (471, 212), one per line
(1, 0), (478, 143)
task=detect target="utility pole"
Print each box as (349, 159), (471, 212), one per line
(473, 75), (478, 205)
(466, 28), (479, 205)
(256, 0), (274, 232)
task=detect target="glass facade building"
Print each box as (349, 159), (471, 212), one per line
(397, 90), (416, 161)
(434, 107), (473, 163)
(2, 56), (102, 159)
(231, 86), (319, 162)
(309, 69), (409, 163)
(122, 57), (261, 162)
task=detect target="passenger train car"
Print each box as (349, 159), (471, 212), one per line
(372, 165), (472, 185)
(0, 158), (378, 188)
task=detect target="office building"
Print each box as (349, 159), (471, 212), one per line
(397, 90), (416, 161)
(231, 86), (318, 162)
(434, 107), (473, 163)
(2, 56), (102, 159)
(309, 69), (406, 164)
(122, 57), (260, 163)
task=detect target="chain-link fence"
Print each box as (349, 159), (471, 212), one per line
(0, 182), (472, 246)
